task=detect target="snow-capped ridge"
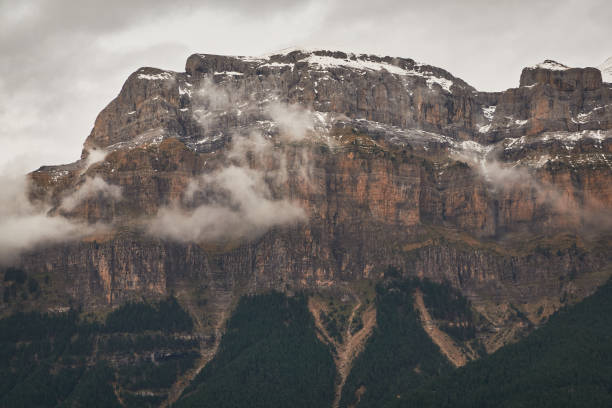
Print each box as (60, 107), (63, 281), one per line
(258, 46), (401, 61)
(531, 60), (570, 71)
(186, 48), (475, 93)
(259, 48), (459, 92)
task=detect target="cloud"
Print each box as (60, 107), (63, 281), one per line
(195, 77), (235, 110)
(267, 102), (315, 142)
(147, 78), (322, 243)
(82, 148), (108, 171)
(226, 131), (274, 166)
(0, 173), (101, 265)
(147, 116), (310, 243)
(192, 77), (240, 130)
(454, 147), (552, 196)
(147, 164), (306, 242)
(3, 0), (610, 248)
(192, 77), (315, 143)
(454, 147), (612, 232)
(60, 176), (123, 211)
(3, 0), (610, 174)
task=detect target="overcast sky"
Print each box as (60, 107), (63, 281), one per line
(1, 0), (611, 173)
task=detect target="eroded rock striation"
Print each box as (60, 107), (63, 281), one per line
(8, 49), (612, 351)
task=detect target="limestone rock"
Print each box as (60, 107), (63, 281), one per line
(13, 50), (612, 342)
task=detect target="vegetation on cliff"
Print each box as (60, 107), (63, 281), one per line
(2, 266), (612, 408)
(176, 292), (336, 408)
(390, 278), (612, 408)
(105, 296), (194, 333)
(420, 279), (477, 342)
(0, 296), (198, 407)
(339, 277), (454, 408)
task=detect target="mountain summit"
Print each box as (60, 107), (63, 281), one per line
(532, 59), (570, 70)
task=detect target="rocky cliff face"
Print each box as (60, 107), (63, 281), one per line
(7, 49), (612, 352)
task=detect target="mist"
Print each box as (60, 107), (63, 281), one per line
(147, 164), (306, 242)
(146, 132), (308, 243)
(454, 147), (612, 231)
(192, 76), (242, 131)
(267, 102), (315, 142)
(60, 176), (123, 211)
(82, 148), (108, 172)
(0, 173), (101, 265)
(147, 78), (317, 243)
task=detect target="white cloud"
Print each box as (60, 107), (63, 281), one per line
(454, 148), (612, 231)
(0, 173), (102, 264)
(60, 176), (122, 211)
(82, 148), (108, 170)
(147, 116), (312, 242)
(147, 164), (306, 242)
(2, 0), (610, 179)
(267, 102), (314, 142)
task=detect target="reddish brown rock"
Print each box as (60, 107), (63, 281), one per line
(10, 50), (611, 348)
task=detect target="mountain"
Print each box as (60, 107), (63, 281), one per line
(2, 49), (612, 406)
(599, 56), (612, 83)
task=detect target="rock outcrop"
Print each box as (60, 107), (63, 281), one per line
(5, 49), (611, 352)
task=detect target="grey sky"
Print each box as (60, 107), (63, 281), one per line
(1, 0), (611, 172)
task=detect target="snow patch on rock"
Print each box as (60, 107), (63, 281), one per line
(531, 60), (570, 71)
(255, 49), (456, 93)
(304, 54), (408, 75)
(426, 76), (453, 92)
(504, 130), (611, 151)
(483, 106), (496, 121)
(137, 71), (174, 81)
(214, 71), (244, 76)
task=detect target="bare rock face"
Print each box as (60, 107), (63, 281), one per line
(10, 50), (612, 347)
(519, 60), (603, 90)
(476, 61), (612, 142)
(84, 68), (190, 150)
(85, 50), (479, 152)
